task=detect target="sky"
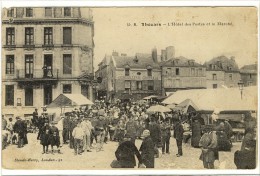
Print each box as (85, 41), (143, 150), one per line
(92, 7), (258, 70)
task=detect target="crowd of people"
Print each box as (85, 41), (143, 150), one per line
(1, 99), (257, 169)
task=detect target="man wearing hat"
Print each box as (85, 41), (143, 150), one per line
(95, 115), (107, 152)
(115, 134), (143, 168)
(13, 116), (25, 148)
(139, 130), (155, 168)
(81, 116), (93, 152)
(173, 119), (184, 157)
(49, 121), (61, 154)
(56, 116), (64, 147)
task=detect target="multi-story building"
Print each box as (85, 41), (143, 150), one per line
(204, 56), (241, 89)
(102, 52), (162, 101)
(161, 56), (207, 94)
(240, 63), (257, 87)
(95, 54), (112, 99)
(2, 7), (94, 118)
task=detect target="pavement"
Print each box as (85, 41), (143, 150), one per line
(2, 132), (240, 170)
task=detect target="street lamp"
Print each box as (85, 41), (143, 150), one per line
(237, 79), (244, 99)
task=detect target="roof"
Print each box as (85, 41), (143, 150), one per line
(162, 86), (257, 112)
(204, 55), (239, 72)
(47, 94), (93, 108)
(112, 53), (160, 69)
(160, 56), (203, 67)
(240, 64), (257, 74)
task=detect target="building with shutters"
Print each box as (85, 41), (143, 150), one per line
(2, 7), (94, 118)
(161, 56), (207, 94)
(204, 56), (241, 89)
(240, 63), (257, 87)
(96, 52), (162, 101)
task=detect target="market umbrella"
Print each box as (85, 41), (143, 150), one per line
(146, 105), (171, 113)
(166, 104), (177, 110)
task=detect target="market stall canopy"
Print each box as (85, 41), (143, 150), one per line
(163, 86), (257, 112)
(175, 99), (199, 113)
(147, 105), (171, 113)
(143, 95), (158, 100)
(47, 94), (93, 108)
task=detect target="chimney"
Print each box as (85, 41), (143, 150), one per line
(112, 51), (118, 56)
(161, 50), (166, 61)
(152, 47), (158, 63)
(166, 46), (175, 60)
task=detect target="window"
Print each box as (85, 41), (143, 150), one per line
(44, 85), (52, 105)
(25, 8), (33, 17)
(148, 80), (154, 90)
(125, 68), (130, 76)
(136, 81), (142, 90)
(125, 80), (131, 91)
(6, 55), (14, 74)
(137, 72), (141, 75)
(249, 74), (252, 79)
(44, 27), (53, 45)
(7, 8), (14, 17)
(176, 68), (180, 75)
(63, 84), (72, 94)
(229, 74), (233, 80)
(5, 85), (14, 106)
(25, 55), (34, 78)
(25, 27), (34, 45)
(63, 27), (72, 44)
(45, 7), (52, 17)
(213, 84), (218, 89)
(191, 68), (195, 75)
(63, 54), (72, 74)
(6, 28), (15, 45)
(167, 68), (171, 75)
(64, 7), (71, 17)
(212, 74), (217, 80)
(81, 85), (88, 97)
(147, 69), (152, 76)
(25, 87), (33, 106)
(198, 68), (203, 76)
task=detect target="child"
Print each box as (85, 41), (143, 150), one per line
(72, 121), (84, 155)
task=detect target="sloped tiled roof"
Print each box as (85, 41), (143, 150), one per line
(160, 56), (203, 67)
(204, 55), (239, 72)
(113, 53), (160, 69)
(240, 64), (257, 74)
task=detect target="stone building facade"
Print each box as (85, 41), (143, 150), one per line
(161, 56), (207, 94)
(2, 7), (94, 118)
(204, 56), (241, 89)
(240, 63), (257, 87)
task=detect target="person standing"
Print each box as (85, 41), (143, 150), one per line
(115, 134), (143, 168)
(72, 121), (84, 155)
(95, 115), (107, 152)
(40, 121), (50, 154)
(56, 116), (64, 147)
(13, 117), (25, 148)
(125, 115), (138, 144)
(62, 115), (70, 144)
(32, 108), (39, 128)
(81, 117), (93, 152)
(148, 115), (161, 158)
(191, 119), (202, 148)
(2, 115), (7, 131)
(49, 122), (61, 154)
(199, 127), (218, 169)
(6, 118), (15, 144)
(139, 130), (155, 168)
(160, 119), (171, 154)
(173, 119), (184, 157)
(37, 114), (46, 140)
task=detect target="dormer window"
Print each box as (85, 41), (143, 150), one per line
(7, 8), (14, 17)
(133, 56), (138, 64)
(64, 7), (71, 17)
(147, 69), (152, 76)
(26, 8), (33, 17)
(125, 68), (130, 76)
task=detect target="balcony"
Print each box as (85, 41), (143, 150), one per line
(15, 69), (59, 87)
(16, 69), (59, 79)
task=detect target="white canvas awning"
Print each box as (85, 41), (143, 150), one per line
(47, 94), (93, 108)
(163, 86), (257, 112)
